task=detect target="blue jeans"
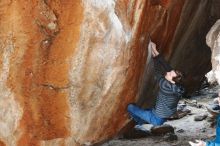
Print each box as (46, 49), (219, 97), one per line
(127, 104), (166, 126)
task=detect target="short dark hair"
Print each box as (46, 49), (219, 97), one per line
(172, 70), (184, 84)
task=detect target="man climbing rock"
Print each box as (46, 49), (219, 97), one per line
(127, 41), (185, 131)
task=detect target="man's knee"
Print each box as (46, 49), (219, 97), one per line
(153, 118), (166, 126)
(127, 103), (136, 113)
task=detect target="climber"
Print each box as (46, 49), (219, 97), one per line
(189, 92), (220, 146)
(127, 40), (185, 131)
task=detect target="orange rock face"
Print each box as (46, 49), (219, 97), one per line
(0, 0), (219, 146)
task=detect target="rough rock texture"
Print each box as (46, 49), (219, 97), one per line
(170, 0), (220, 91)
(139, 0), (220, 107)
(206, 19), (220, 84)
(0, 0), (219, 146)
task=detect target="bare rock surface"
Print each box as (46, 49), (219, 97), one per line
(206, 19), (220, 84)
(0, 0), (187, 145)
(194, 114), (208, 121)
(0, 0), (219, 145)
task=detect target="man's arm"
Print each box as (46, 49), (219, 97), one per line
(150, 42), (172, 72)
(157, 55), (173, 72)
(149, 41), (172, 81)
(153, 55), (163, 81)
(150, 42), (163, 81)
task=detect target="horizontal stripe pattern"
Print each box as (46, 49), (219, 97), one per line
(152, 55), (184, 118)
(153, 78), (183, 118)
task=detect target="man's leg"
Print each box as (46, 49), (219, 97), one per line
(150, 113), (166, 126)
(127, 104), (152, 125)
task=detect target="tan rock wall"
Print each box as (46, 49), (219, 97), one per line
(0, 0), (218, 146)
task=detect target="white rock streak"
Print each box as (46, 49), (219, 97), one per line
(0, 35), (23, 145)
(206, 19), (220, 84)
(68, 0), (131, 144)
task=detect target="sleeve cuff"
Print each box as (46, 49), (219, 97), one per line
(153, 54), (161, 60)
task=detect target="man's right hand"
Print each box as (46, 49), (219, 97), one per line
(149, 41), (159, 57)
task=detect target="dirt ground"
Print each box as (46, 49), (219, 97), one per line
(102, 85), (220, 146)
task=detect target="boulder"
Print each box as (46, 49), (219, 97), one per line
(194, 114), (208, 121)
(206, 19), (220, 85)
(0, 0), (219, 145)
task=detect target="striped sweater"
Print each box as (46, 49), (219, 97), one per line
(152, 54), (185, 118)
